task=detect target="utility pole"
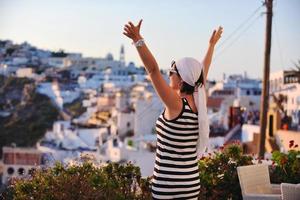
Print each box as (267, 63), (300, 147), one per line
(259, 0), (273, 158)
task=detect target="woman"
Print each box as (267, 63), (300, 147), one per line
(123, 20), (223, 200)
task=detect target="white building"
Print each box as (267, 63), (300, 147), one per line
(37, 82), (80, 108)
(16, 67), (33, 78)
(1, 147), (43, 184)
(206, 73), (262, 129)
(270, 70), (300, 125)
(116, 111), (135, 136)
(134, 93), (163, 136)
(41, 121), (108, 153)
(12, 57), (28, 65)
(0, 63), (8, 75)
(44, 57), (72, 68)
(209, 74), (261, 99)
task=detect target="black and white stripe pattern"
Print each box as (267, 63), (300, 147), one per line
(152, 98), (200, 200)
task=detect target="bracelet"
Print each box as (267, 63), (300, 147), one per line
(132, 38), (145, 47)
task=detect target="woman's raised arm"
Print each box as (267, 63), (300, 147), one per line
(123, 20), (181, 110)
(202, 26), (223, 82)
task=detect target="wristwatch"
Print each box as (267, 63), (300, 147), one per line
(132, 38), (145, 47)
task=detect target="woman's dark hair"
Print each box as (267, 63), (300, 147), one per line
(179, 70), (204, 95)
(180, 82), (195, 94)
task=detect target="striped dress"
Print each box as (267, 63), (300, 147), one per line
(151, 98), (200, 200)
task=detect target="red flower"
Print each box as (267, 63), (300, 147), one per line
(272, 161), (275, 166)
(295, 144), (299, 148)
(280, 157), (287, 165)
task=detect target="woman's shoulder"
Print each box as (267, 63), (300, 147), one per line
(162, 98), (185, 122)
(183, 97), (198, 115)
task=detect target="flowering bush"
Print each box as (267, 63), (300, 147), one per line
(198, 142), (253, 200)
(2, 141), (299, 199)
(2, 161), (152, 200)
(270, 140), (300, 184)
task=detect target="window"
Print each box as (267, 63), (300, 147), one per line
(7, 167), (14, 175)
(18, 168), (25, 175)
(113, 138), (118, 147)
(28, 168), (36, 175)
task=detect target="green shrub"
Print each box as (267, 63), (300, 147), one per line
(127, 139), (134, 147)
(270, 140), (300, 184)
(198, 142), (253, 200)
(2, 140), (299, 199)
(5, 161), (152, 200)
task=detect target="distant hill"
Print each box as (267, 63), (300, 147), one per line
(0, 75), (59, 157)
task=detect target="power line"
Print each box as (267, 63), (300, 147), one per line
(215, 13), (263, 60)
(216, 4), (264, 51)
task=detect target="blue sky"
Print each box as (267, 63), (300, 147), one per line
(0, 0), (299, 80)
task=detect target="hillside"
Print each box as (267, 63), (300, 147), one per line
(0, 75), (59, 157)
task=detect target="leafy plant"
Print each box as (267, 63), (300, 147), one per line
(270, 140), (300, 184)
(3, 161), (152, 200)
(198, 142), (253, 200)
(127, 139), (134, 147)
(2, 134), (299, 199)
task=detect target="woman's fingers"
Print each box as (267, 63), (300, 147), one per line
(209, 26), (223, 45)
(137, 19), (143, 29)
(125, 24), (131, 30)
(217, 26), (223, 35)
(124, 26), (131, 33)
(123, 20), (143, 40)
(123, 32), (131, 38)
(209, 30), (216, 43)
(214, 26), (223, 39)
(128, 21), (135, 29)
(211, 30), (216, 37)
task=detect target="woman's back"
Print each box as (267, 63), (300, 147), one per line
(151, 98), (200, 200)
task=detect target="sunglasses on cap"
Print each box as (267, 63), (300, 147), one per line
(168, 61), (179, 77)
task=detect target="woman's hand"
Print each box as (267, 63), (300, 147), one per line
(202, 26), (223, 81)
(209, 26), (223, 46)
(123, 19), (143, 42)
